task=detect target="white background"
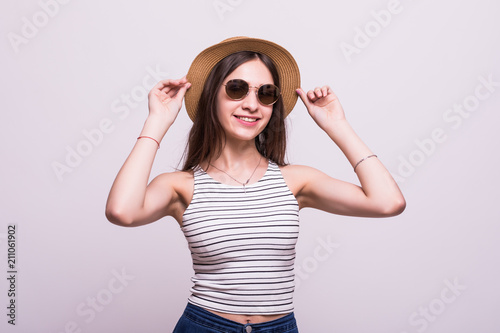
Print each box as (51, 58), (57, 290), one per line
(1, 0), (499, 332)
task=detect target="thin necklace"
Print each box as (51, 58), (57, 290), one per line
(210, 156), (262, 194)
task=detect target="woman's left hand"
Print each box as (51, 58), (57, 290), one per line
(296, 86), (346, 131)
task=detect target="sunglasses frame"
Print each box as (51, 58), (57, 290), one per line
(222, 79), (281, 106)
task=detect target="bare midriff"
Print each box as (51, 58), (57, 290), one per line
(206, 308), (289, 324)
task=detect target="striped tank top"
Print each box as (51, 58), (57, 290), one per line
(181, 160), (300, 315)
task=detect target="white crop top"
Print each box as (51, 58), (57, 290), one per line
(181, 160), (300, 315)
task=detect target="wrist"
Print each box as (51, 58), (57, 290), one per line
(322, 118), (350, 138)
(323, 119), (373, 160)
(140, 114), (172, 143)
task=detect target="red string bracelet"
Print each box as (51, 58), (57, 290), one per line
(137, 136), (160, 149)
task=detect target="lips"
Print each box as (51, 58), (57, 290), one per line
(234, 115), (260, 124)
(235, 116), (258, 122)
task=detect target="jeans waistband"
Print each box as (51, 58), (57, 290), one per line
(182, 302), (297, 332)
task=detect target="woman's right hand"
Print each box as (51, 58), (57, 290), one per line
(148, 77), (191, 126)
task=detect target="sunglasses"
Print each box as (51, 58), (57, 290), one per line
(222, 79), (281, 106)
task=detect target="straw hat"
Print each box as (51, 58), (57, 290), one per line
(184, 36), (300, 121)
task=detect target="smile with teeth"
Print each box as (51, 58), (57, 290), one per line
(235, 116), (258, 122)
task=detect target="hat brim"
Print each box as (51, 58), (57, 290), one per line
(185, 37), (300, 121)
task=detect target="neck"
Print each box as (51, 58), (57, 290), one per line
(203, 139), (267, 189)
(210, 138), (262, 171)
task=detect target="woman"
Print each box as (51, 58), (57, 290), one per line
(106, 37), (405, 332)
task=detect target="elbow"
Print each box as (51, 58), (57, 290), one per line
(391, 197), (406, 216)
(105, 206), (135, 227)
(378, 196), (406, 217)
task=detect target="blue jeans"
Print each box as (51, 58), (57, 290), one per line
(173, 303), (299, 333)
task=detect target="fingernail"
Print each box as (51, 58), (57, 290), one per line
(295, 89), (301, 95)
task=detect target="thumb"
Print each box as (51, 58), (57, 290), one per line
(296, 88), (313, 109)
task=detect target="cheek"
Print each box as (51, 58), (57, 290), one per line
(216, 87), (235, 111)
(216, 85), (225, 102)
(215, 90), (227, 120)
(264, 107), (274, 122)
(260, 108), (274, 130)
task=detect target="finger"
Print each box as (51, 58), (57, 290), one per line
(151, 81), (173, 98)
(158, 78), (189, 96)
(158, 90), (169, 101)
(308, 90), (318, 102)
(173, 82), (192, 103)
(155, 77), (187, 91)
(321, 86), (329, 96)
(325, 87), (339, 102)
(154, 79), (174, 90)
(167, 77), (187, 89)
(311, 87), (320, 99)
(296, 88), (313, 108)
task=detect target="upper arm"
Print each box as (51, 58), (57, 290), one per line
(108, 171), (193, 227)
(282, 165), (404, 218)
(142, 171), (194, 226)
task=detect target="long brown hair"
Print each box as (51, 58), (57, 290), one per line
(182, 51), (288, 171)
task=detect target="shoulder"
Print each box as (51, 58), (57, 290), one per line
(279, 164), (324, 179)
(279, 163), (317, 174)
(153, 169), (194, 185)
(151, 170), (194, 218)
(154, 169), (194, 195)
(278, 164), (323, 197)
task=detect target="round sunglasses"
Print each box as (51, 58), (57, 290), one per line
(222, 79), (281, 106)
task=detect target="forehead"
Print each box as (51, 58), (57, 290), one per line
(224, 59), (274, 85)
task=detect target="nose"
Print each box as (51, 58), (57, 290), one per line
(241, 87), (259, 112)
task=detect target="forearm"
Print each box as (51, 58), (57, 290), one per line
(325, 119), (405, 214)
(324, 119), (373, 166)
(105, 115), (170, 222)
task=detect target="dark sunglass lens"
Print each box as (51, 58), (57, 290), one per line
(225, 79), (248, 100)
(258, 84), (280, 105)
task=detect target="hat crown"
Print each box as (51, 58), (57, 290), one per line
(221, 36), (246, 43)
